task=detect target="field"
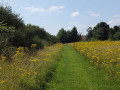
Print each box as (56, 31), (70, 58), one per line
(74, 41), (120, 76)
(0, 41), (120, 90)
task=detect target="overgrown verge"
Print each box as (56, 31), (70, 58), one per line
(0, 43), (63, 90)
(73, 41), (120, 80)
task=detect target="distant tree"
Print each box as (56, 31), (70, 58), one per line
(71, 26), (79, 42)
(93, 22), (109, 40)
(86, 27), (93, 41)
(114, 26), (120, 32)
(57, 28), (67, 43)
(108, 28), (114, 40)
(78, 33), (82, 41)
(113, 28), (120, 40)
(66, 30), (72, 43)
(114, 32), (120, 40)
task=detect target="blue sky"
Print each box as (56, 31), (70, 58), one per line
(1, 0), (120, 35)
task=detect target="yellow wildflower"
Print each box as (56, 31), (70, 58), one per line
(31, 44), (37, 47)
(0, 81), (5, 84)
(1, 57), (7, 61)
(0, 67), (2, 70)
(30, 60), (37, 62)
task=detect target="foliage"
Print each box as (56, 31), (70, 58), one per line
(57, 26), (81, 43)
(0, 5), (57, 55)
(0, 22), (15, 56)
(0, 5), (25, 29)
(70, 26), (79, 42)
(86, 22), (120, 41)
(24, 24), (57, 48)
(57, 28), (67, 43)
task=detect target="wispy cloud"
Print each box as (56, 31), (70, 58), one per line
(25, 6), (46, 13)
(90, 13), (100, 17)
(114, 14), (120, 18)
(71, 12), (80, 17)
(87, 11), (100, 17)
(49, 6), (64, 12)
(107, 19), (120, 27)
(25, 6), (64, 13)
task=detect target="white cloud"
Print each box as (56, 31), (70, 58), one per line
(107, 19), (120, 27)
(114, 14), (120, 18)
(25, 6), (64, 13)
(49, 6), (64, 12)
(71, 12), (80, 17)
(87, 11), (100, 17)
(25, 6), (46, 13)
(90, 13), (100, 17)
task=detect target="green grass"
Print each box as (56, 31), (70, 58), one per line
(46, 45), (120, 90)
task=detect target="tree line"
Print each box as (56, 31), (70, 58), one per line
(57, 27), (82, 43)
(86, 22), (120, 41)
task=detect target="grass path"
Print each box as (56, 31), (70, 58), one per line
(46, 45), (119, 90)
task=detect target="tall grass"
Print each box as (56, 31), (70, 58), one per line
(0, 43), (63, 90)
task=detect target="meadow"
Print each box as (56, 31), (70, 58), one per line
(1, 41), (120, 90)
(74, 41), (120, 77)
(0, 43), (63, 90)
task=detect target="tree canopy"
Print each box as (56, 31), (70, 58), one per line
(86, 22), (120, 41)
(57, 27), (81, 43)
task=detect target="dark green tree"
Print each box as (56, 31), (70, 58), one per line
(78, 33), (82, 41)
(66, 30), (72, 43)
(86, 27), (93, 41)
(93, 22), (109, 41)
(0, 6), (25, 30)
(71, 26), (79, 42)
(57, 28), (67, 43)
(113, 31), (120, 40)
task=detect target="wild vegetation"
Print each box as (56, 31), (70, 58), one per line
(47, 45), (120, 90)
(0, 5), (62, 90)
(0, 5), (57, 58)
(86, 22), (120, 41)
(74, 41), (120, 78)
(0, 43), (63, 90)
(57, 27), (82, 43)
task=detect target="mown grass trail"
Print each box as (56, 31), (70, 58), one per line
(46, 45), (119, 90)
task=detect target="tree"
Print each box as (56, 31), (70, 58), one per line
(114, 31), (120, 40)
(93, 22), (109, 41)
(0, 6), (25, 30)
(86, 27), (93, 41)
(66, 30), (72, 43)
(57, 28), (67, 43)
(71, 26), (79, 42)
(78, 33), (82, 41)
(113, 27), (120, 40)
